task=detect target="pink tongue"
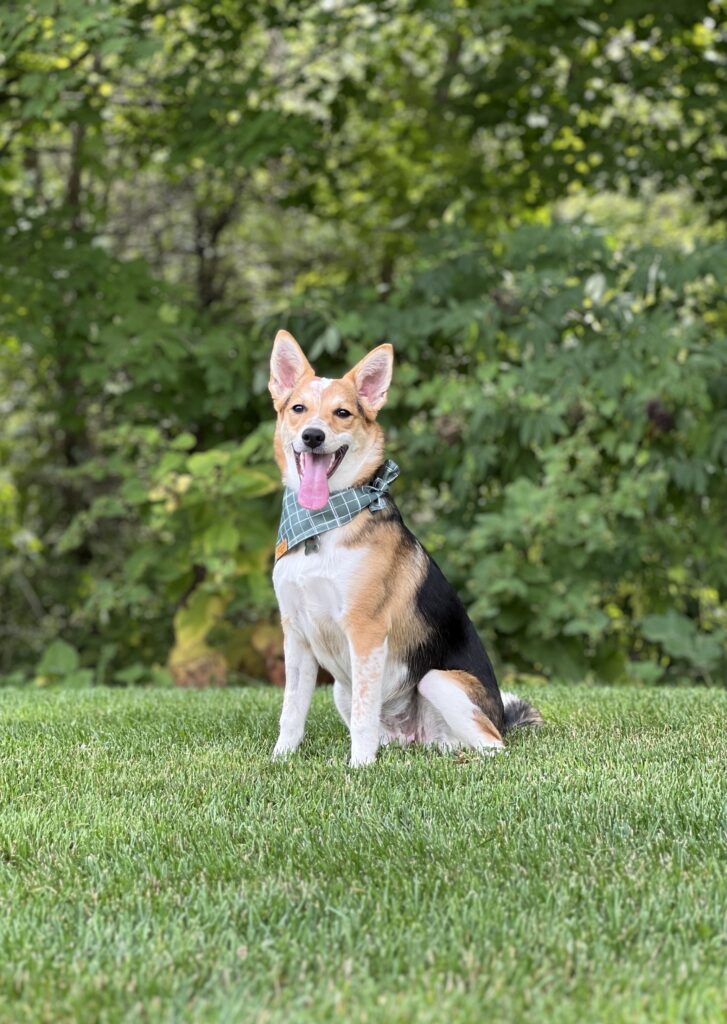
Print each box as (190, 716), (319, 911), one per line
(298, 452), (330, 510)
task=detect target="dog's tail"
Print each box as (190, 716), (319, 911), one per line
(501, 691), (543, 732)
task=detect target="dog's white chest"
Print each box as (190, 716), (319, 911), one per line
(273, 531), (365, 678)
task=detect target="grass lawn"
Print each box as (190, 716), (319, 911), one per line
(0, 685), (725, 1024)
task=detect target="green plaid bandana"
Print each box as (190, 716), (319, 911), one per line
(275, 459), (400, 561)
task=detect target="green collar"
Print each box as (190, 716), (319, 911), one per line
(275, 460), (400, 561)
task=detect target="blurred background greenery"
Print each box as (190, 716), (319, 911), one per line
(1, 0), (726, 690)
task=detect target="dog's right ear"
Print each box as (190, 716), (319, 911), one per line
(269, 330), (313, 409)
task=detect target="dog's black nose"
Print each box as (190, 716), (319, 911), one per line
(302, 428), (325, 449)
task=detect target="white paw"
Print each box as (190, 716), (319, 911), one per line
(349, 750), (377, 768)
(271, 738), (300, 761)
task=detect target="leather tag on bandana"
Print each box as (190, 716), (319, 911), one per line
(275, 538), (288, 561)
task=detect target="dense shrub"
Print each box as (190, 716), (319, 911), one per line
(290, 222), (727, 684)
(362, 227), (724, 684)
(3, 213), (726, 685)
(2, 0), (726, 686)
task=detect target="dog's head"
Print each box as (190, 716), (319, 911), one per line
(269, 330), (393, 510)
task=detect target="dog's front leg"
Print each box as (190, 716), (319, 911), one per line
(272, 628), (318, 759)
(349, 638), (387, 767)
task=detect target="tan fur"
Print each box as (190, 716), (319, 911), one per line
(274, 376), (385, 487)
(472, 709), (503, 743)
(269, 332), (393, 494)
(341, 518), (430, 661)
(447, 669), (504, 743)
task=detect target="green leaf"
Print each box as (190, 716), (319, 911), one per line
(36, 640), (80, 678)
(640, 612), (696, 663)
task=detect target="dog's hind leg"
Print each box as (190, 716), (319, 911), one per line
(333, 679), (351, 728)
(417, 669), (504, 751)
(272, 628), (318, 759)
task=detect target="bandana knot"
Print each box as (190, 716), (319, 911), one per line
(274, 459), (399, 562)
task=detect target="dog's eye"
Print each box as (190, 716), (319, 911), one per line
(334, 408), (352, 419)
(291, 404), (306, 413)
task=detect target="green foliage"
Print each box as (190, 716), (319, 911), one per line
(57, 422), (280, 685)
(0, 210), (279, 680)
(1, 1), (726, 685)
(288, 221), (727, 684)
(35, 639), (93, 688)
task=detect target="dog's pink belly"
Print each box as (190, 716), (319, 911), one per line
(381, 701), (421, 745)
(383, 729), (417, 745)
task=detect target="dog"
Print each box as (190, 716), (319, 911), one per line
(269, 330), (541, 766)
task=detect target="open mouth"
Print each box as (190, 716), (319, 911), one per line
(294, 445), (348, 511)
(294, 446), (348, 480)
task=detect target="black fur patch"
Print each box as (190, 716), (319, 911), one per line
(406, 554), (504, 729)
(356, 480), (506, 731)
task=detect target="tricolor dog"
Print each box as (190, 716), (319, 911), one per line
(269, 330), (541, 766)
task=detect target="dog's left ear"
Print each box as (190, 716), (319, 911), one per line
(346, 344), (394, 414)
(269, 330), (314, 409)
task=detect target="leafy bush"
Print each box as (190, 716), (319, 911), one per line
(289, 222), (727, 684)
(2, 0), (726, 686)
(0, 212), (279, 683)
(3, 210), (726, 686)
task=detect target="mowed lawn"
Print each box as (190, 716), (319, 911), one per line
(0, 686), (725, 1024)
